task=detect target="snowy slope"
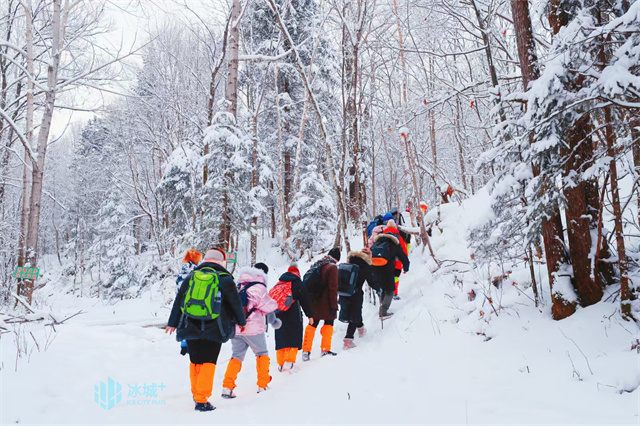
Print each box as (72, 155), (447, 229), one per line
(2, 198), (639, 425)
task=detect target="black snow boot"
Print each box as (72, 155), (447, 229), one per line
(321, 350), (338, 357)
(194, 401), (216, 412)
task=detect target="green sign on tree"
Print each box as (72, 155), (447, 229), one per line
(226, 252), (237, 264)
(15, 266), (40, 280)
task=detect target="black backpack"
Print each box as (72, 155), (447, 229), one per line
(302, 259), (333, 300)
(338, 263), (359, 296)
(371, 235), (395, 266)
(237, 282), (265, 319)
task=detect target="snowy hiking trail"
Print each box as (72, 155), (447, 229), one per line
(2, 195), (639, 425)
(2, 260), (638, 425)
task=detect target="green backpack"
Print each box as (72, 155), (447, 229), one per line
(181, 267), (227, 320)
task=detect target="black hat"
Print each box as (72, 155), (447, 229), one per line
(254, 262), (269, 274)
(328, 247), (341, 262)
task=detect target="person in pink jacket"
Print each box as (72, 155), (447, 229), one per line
(221, 263), (281, 398)
(368, 224), (386, 249)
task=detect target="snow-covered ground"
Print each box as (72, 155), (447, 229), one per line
(2, 195), (639, 425)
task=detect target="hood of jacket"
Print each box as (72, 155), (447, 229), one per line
(373, 233), (399, 245)
(318, 255), (338, 265)
(278, 271), (301, 282)
(348, 251), (372, 265)
(237, 266), (267, 285)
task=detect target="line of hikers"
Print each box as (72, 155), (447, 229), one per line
(165, 208), (410, 412)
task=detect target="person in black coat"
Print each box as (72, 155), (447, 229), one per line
(339, 250), (374, 349)
(371, 232), (410, 319)
(273, 263), (313, 372)
(166, 248), (246, 412)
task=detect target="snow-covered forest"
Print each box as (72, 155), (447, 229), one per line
(1, 0), (639, 423)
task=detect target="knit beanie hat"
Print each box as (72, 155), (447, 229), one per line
(203, 248), (226, 263)
(254, 262), (269, 274)
(288, 261), (300, 276)
(328, 247), (341, 262)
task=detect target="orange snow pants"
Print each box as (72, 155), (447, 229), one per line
(276, 348), (299, 366)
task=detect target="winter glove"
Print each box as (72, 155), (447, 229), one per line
(180, 346), (189, 356)
(266, 312), (282, 329)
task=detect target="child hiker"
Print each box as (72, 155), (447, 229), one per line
(221, 263), (282, 398)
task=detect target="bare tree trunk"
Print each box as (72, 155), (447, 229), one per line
(250, 86), (265, 265)
(218, 0), (243, 249)
(225, 0), (241, 118)
(17, 0), (34, 298)
(274, 64), (289, 243)
(562, 115), (601, 306)
(632, 118), (640, 229)
(22, 0), (64, 303)
(604, 108), (630, 318)
(455, 96), (467, 191)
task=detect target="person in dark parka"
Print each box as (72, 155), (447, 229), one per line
(273, 263), (313, 371)
(371, 224), (410, 318)
(166, 248), (246, 412)
(302, 247), (340, 359)
(339, 249), (374, 349)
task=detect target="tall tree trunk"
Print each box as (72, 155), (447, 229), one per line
(549, 0), (603, 307)
(512, 0), (575, 318)
(631, 117), (640, 228)
(250, 86), (265, 265)
(455, 96), (467, 191)
(219, 0), (242, 249)
(605, 107), (631, 319)
(274, 64), (289, 243)
(22, 0), (64, 304)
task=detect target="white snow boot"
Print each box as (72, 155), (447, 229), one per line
(343, 338), (356, 350)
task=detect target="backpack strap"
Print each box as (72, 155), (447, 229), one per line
(239, 281), (266, 320)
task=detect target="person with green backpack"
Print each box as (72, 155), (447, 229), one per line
(166, 248), (246, 412)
